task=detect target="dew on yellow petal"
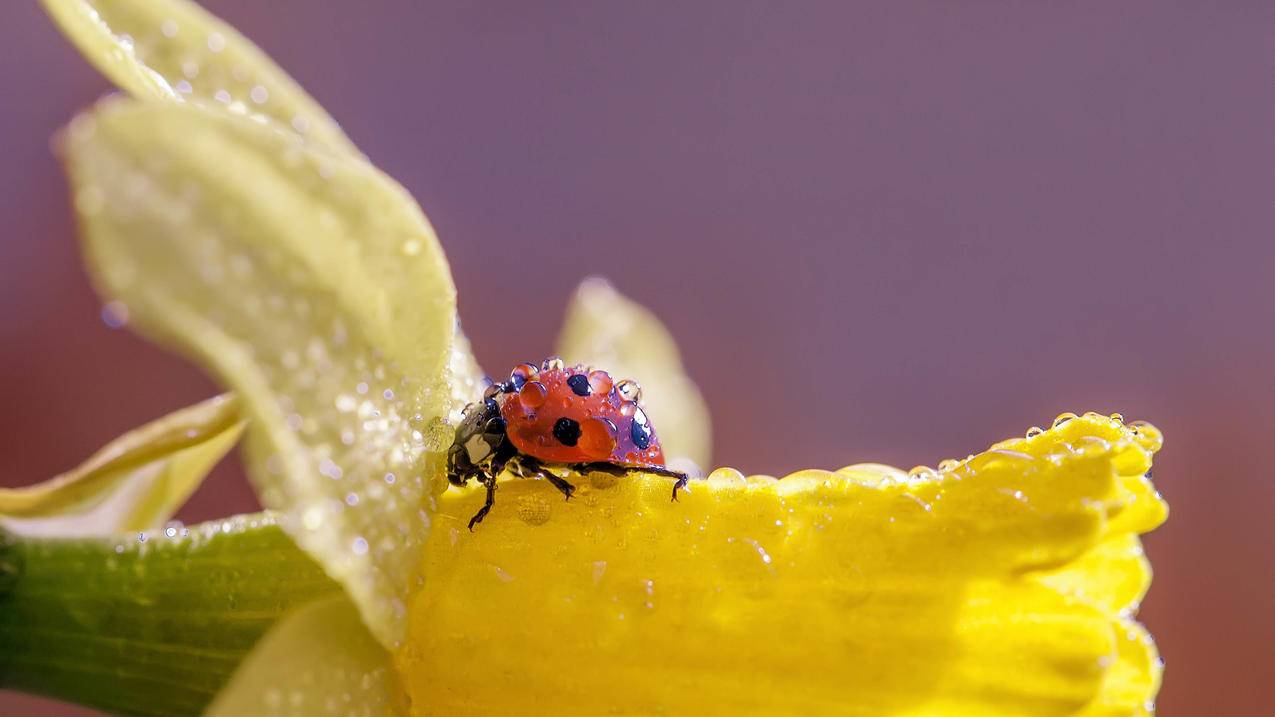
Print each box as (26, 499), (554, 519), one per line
(42, 0), (359, 156)
(61, 99), (464, 647)
(556, 277), (712, 470)
(0, 393), (242, 536)
(395, 415), (1166, 716)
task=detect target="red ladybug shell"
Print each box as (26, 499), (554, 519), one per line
(499, 363), (666, 466)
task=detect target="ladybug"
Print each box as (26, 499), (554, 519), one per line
(447, 356), (688, 529)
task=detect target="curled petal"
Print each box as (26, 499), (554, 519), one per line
(395, 415), (1166, 715)
(0, 394), (241, 536)
(207, 596), (405, 717)
(61, 99), (459, 647)
(557, 277), (711, 469)
(42, 0), (358, 155)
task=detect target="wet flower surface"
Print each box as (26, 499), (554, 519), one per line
(0, 1), (1167, 715)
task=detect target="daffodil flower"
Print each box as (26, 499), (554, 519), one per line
(1, 1), (1167, 715)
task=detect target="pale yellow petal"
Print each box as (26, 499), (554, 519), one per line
(41, 0), (358, 156)
(61, 98), (461, 647)
(556, 277), (711, 469)
(0, 394), (241, 536)
(396, 414), (1165, 715)
(206, 596), (405, 717)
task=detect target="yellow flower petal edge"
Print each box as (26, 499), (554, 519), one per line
(41, 0), (359, 156)
(395, 414), (1165, 716)
(206, 595), (406, 717)
(0, 394), (241, 537)
(60, 98), (473, 648)
(557, 277), (712, 469)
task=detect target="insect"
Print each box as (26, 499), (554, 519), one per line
(447, 356), (689, 529)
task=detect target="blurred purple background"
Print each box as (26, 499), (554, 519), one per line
(2, 1), (1271, 714)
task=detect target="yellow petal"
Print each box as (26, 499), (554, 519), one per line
(395, 414), (1166, 715)
(61, 98), (469, 647)
(0, 394), (241, 536)
(41, 0), (358, 156)
(207, 595), (405, 717)
(556, 277), (711, 469)
(1077, 619), (1161, 717)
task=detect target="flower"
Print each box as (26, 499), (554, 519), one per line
(2, 0), (1167, 715)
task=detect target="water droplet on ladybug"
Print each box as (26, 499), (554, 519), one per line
(630, 407), (652, 449)
(616, 379), (642, 403)
(588, 370), (613, 395)
(519, 381), (548, 409)
(580, 417), (618, 458)
(541, 356), (565, 372)
(510, 363), (538, 389)
(619, 400), (637, 417)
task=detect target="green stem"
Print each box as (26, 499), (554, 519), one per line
(0, 514), (339, 717)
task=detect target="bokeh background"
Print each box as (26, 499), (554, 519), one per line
(2, 1), (1271, 714)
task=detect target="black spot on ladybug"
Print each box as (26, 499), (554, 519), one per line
(553, 417), (581, 447)
(630, 408), (652, 449)
(566, 374), (592, 396)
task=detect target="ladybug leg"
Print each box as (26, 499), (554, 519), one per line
(468, 452), (512, 530)
(571, 463), (689, 502)
(467, 475), (498, 531)
(514, 455), (576, 501)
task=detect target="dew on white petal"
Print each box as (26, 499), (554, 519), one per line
(100, 300), (130, 328)
(160, 19), (179, 38)
(206, 32), (226, 52)
(351, 536), (369, 555)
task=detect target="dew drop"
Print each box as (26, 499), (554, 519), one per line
(206, 32), (226, 52)
(1052, 412), (1078, 428)
(100, 300), (130, 329)
(249, 84), (269, 104)
(1025, 426), (1045, 438)
(351, 536), (369, 555)
(615, 379), (642, 402)
(160, 19), (179, 38)
(516, 495), (552, 526)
